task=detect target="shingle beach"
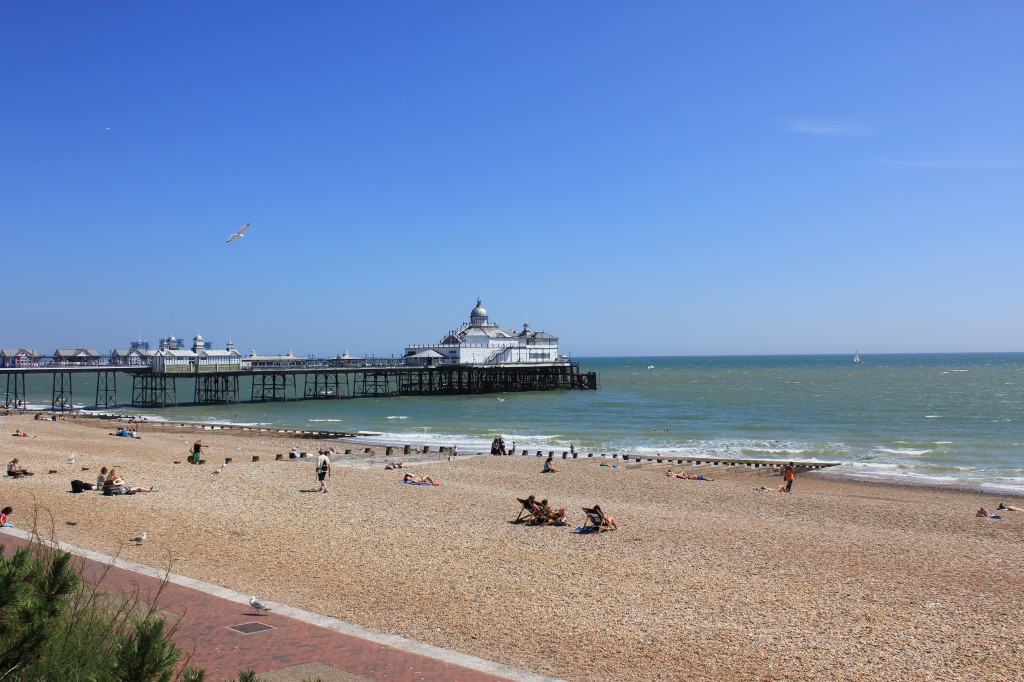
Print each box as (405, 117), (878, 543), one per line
(2, 413), (1021, 681)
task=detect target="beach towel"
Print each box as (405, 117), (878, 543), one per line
(572, 525), (598, 534)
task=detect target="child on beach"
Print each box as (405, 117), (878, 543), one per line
(0, 506), (12, 527)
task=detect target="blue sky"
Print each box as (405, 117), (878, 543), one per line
(2, 1), (1021, 357)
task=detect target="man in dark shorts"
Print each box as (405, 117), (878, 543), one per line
(784, 462), (796, 493)
(316, 451), (332, 493)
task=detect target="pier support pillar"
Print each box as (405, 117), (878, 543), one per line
(95, 370), (118, 409)
(4, 372), (26, 408)
(52, 371), (73, 412)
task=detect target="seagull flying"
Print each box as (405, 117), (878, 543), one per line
(226, 223), (250, 243)
(130, 532), (147, 544)
(250, 595), (271, 615)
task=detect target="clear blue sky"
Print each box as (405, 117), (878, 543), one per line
(3, 1), (1021, 357)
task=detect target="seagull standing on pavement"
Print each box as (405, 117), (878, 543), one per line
(250, 595), (271, 615)
(130, 531), (147, 545)
(226, 223), (250, 243)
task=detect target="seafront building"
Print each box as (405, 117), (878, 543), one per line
(403, 299), (563, 366)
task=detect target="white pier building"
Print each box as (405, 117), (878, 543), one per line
(404, 299), (564, 366)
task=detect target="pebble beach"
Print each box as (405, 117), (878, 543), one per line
(2, 413), (1022, 681)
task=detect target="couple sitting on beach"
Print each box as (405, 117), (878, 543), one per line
(102, 467), (155, 495)
(977, 503), (1021, 519)
(514, 495), (568, 526)
(664, 469), (714, 481)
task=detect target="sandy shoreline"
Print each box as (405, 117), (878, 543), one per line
(2, 413), (1022, 681)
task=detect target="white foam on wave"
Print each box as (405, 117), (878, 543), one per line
(308, 419), (343, 423)
(386, 416), (408, 420)
(826, 462), (1024, 495)
(925, 415), (942, 419)
(874, 447), (932, 457)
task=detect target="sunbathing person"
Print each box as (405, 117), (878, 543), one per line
(755, 484), (788, 493)
(403, 473), (439, 485)
(533, 499), (567, 525)
(385, 461), (412, 470)
(976, 508), (1002, 519)
(665, 469), (714, 481)
(591, 504), (618, 531)
(997, 503), (1022, 512)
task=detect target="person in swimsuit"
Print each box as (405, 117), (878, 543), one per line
(403, 473), (438, 485)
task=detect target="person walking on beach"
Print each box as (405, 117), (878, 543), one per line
(190, 441), (205, 464)
(783, 462), (796, 493)
(316, 451), (332, 493)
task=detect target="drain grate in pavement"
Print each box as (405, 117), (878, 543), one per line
(228, 621), (276, 634)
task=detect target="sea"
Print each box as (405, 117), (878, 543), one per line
(12, 353), (1024, 494)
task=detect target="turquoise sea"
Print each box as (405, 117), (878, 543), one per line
(15, 353), (1024, 494)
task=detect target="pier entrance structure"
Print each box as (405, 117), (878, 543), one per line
(1, 363), (597, 410)
(404, 298), (564, 365)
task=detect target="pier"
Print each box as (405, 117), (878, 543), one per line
(1, 361), (598, 410)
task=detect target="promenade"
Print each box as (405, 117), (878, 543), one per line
(0, 530), (558, 682)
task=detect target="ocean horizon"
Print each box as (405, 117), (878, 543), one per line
(11, 352), (1023, 495)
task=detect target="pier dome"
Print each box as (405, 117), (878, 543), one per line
(470, 298), (489, 326)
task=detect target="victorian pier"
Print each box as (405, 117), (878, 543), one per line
(1, 362), (598, 411)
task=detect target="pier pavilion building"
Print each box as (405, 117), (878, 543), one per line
(404, 299), (562, 366)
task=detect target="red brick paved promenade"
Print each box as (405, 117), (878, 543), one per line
(1, 530), (556, 682)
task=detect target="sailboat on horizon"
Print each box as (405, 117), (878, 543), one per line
(853, 350), (862, 364)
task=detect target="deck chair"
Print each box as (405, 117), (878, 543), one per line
(581, 505), (614, 533)
(512, 496), (540, 524)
